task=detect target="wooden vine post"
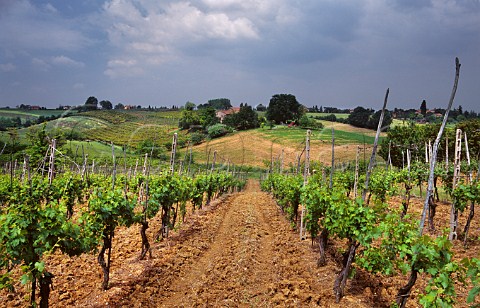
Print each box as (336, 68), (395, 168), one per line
(464, 132), (472, 182)
(188, 147), (192, 175)
(48, 139), (56, 185)
(335, 88), (389, 302)
(330, 128), (335, 189)
(463, 132), (475, 245)
(169, 133), (178, 175)
(418, 57), (460, 236)
(401, 148), (412, 217)
(404, 57), (460, 308)
(299, 130), (311, 240)
(445, 135), (449, 170)
(449, 128), (462, 240)
(353, 146), (360, 198)
(140, 152), (152, 260)
(22, 155), (30, 185)
(134, 158), (139, 177)
(361, 89), (389, 201)
(142, 153), (148, 176)
(425, 142), (429, 163)
(111, 142), (116, 190)
(317, 128), (336, 266)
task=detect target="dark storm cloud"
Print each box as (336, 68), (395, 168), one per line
(0, 0), (479, 111)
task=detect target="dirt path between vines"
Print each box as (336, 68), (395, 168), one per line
(102, 180), (371, 307)
(6, 180), (436, 307)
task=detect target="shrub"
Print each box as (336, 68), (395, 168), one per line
(190, 132), (206, 145)
(299, 115), (324, 130)
(207, 124), (233, 139)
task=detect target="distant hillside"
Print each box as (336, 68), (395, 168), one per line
(0, 109), (383, 169)
(189, 124), (382, 169)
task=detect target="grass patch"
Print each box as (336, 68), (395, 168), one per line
(306, 112), (350, 119)
(257, 126), (379, 145)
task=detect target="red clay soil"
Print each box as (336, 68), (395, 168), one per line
(1, 180), (479, 307)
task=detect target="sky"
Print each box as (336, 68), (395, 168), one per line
(0, 0), (479, 112)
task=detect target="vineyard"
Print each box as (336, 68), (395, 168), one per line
(1, 110), (480, 306)
(1, 61), (480, 307)
(0, 159), (246, 307)
(1, 155), (479, 307)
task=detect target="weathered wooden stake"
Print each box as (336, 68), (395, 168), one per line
(419, 57), (460, 236)
(143, 153), (148, 176)
(48, 139), (56, 185)
(445, 135), (449, 170)
(449, 128), (462, 240)
(330, 128), (335, 189)
(299, 130), (311, 240)
(362, 88), (389, 200)
(111, 142), (116, 190)
(169, 133), (178, 175)
(353, 146), (360, 198)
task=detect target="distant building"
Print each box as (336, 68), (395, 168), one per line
(216, 107), (240, 123)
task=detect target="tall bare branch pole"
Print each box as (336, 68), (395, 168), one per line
(419, 57), (461, 235)
(334, 88), (388, 302)
(362, 88), (389, 201)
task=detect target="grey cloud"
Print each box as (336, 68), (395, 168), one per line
(242, 1), (363, 67)
(388, 0), (432, 11)
(0, 0), (91, 51)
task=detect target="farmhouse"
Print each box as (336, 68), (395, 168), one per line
(216, 107), (240, 123)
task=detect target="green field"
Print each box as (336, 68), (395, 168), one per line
(0, 108), (75, 120)
(257, 124), (379, 145)
(306, 112), (350, 119)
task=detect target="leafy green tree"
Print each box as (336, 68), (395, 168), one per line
(347, 106), (373, 128)
(207, 98), (232, 110)
(83, 96), (98, 111)
(420, 99), (427, 117)
(184, 101), (196, 111)
(366, 109), (392, 130)
(223, 104), (259, 130)
(256, 104), (266, 111)
(199, 107), (219, 128)
(179, 109), (201, 130)
(114, 103), (124, 110)
(266, 94), (304, 124)
(99, 100), (113, 110)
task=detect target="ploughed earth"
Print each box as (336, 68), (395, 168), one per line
(1, 180), (479, 307)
